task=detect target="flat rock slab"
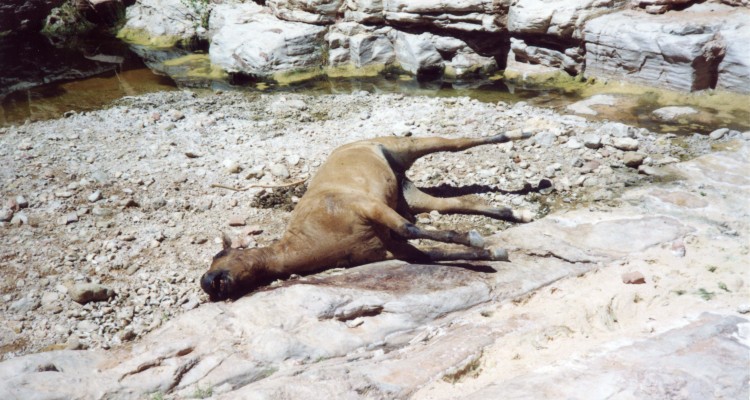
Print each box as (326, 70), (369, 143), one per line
(1, 138), (748, 399)
(462, 313), (749, 399)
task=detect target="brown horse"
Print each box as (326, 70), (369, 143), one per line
(201, 133), (533, 301)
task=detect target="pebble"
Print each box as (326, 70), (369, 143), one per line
(55, 191), (74, 198)
(1, 208), (13, 222)
(534, 132), (557, 147)
(15, 195), (28, 208)
(583, 134), (602, 149)
(566, 137), (582, 149)
(269, 164), (290, 179)
(223, 160), (241, 174)
(10, 295), (41, 313)
(622, 271), (646, 284)
(612, 137), (639, 151)
(670, 240), (686, 257)
(228, 215), (246, 226)
(88, 190), (102, 202)
(286, 154), (301, 166)
(709, 128), (728, 140)
(623, 153), (646, 168)
(11, 213), (29, 226)
(69, 283), (115, 304)
(58, 213), (79, 225)
(77, 320), (98, 333)
(601, 122), (634, 138)
(738, 304), (750, 314)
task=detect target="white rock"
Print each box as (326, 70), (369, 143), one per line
(709, 128), (729, 140)
(210, 5), (327, 78)
(392, 30), (444, 76)
(613, 137), (639, 151)
(223, 160), (241, 174)
(88, 191), (102, 203)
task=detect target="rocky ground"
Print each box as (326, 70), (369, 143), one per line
(0, 91), (748, 399)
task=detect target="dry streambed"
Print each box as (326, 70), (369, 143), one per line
(0, 90), (728, 359)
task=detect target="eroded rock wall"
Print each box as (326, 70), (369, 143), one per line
(117, 0), (750, 91)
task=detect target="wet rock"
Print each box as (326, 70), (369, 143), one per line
(652, 106), (698, 122)
(69, 283), (115, 304)
(565, 94), (617, 116)
(120, 0), (204, 46)
(622, 271), (646, 284)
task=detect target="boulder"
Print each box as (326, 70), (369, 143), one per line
(583, 4), (750, 92)
(118, 0), (206, 47)
(326, 22), (395, 69)
(392, 30), (444, 76)
(714, 7), (750, 93)
(508, 0), (627, 40)
(267, 0), (346, 25)
(209, 4), (327, 79)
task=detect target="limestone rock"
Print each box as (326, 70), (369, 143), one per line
(508, 0), (628, 39)
(462, 314), (749, 399)
(209, 4), (327, 78)
(392, 30), (444, 76)
(326, 22), (395, 69)
(509, 38), (582, 74)
(381, 0), (508, 32)
(267, 0), (346, 25)
(119, 0), (205, 46)
(583, 5), (750, 92)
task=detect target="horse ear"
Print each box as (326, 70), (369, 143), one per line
(221, 232), (232, 250)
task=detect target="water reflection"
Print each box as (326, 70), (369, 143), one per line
(1, 35), (748, 136)
(0, 34), (177, 126)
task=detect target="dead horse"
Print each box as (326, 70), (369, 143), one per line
(201, 132), (534, 301)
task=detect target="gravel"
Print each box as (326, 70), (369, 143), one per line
(0, 90), (715, 360)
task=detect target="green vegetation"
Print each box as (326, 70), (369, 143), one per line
(42, 1), (96, 38)
(697, 288), (716, 301)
